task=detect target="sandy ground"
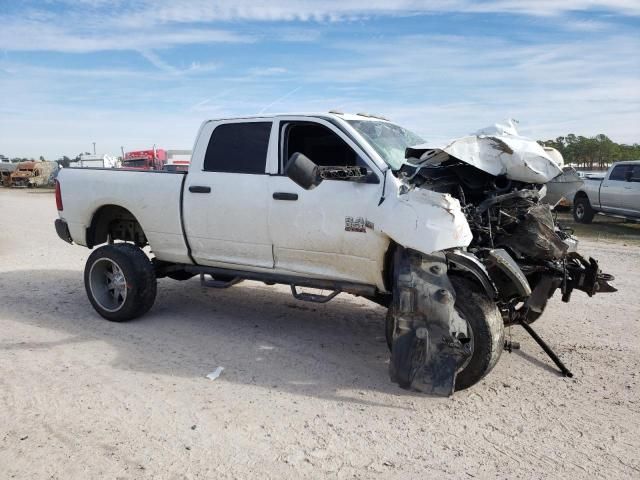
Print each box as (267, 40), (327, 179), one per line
(1, 188), (639, 479)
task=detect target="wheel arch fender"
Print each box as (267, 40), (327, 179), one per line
(445, 250), (498, 300)
(86, 204), (148, 248)
(573, 190), (589, 202)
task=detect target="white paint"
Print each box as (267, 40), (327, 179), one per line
(57, 113), (474, 293)
(57, 167), (190, 264)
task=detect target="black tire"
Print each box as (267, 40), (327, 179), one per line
(573, 195), (595, 224)
(385, 276), (504, 391)
(450, 277), (504, 391)
(84, 243), (157, 322)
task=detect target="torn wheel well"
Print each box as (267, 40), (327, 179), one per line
(86, 205), (148, 248)
(382, 239), (399, 293)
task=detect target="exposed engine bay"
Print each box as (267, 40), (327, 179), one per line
(398, 159), (616, 323)
(386, 123), (616, 395)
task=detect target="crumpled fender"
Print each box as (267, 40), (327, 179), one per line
(388, 248), (470, 396)
(375, 177), (473, 255)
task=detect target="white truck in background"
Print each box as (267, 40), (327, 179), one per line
(53, 113), (615, 395)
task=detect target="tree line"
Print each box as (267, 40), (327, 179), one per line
(539, 134), (640, 170)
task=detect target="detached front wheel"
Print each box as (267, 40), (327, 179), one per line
(84, 243), (157, 322)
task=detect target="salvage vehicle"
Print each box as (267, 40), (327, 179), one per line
(9, 161), (37, 187)
(28, 161), (59, 187)
(54, 113), (616, 395)
(8, 160), (58, 187)
(0, 162), (17, 187)
(573, 161), (640, 223)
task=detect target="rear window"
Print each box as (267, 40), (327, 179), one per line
(204, 122), (272, 174)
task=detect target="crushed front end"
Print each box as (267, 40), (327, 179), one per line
(387, 124), (616, 395)
(400, 145), (616, 325)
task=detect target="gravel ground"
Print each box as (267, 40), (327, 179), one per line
(1, 188), (639, 479)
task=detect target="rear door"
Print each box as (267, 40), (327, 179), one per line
(599, 165), (630, 215)
(622, 164), (640, 216)
(183, 120), (276, 269)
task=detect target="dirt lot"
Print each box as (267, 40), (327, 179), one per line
(1, 188), (639, 479)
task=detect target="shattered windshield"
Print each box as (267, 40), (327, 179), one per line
(347, 120), (424, 170)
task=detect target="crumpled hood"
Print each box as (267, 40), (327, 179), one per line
(405, 120), (563, 184)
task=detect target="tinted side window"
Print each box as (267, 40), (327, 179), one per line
(608, 165), (629, 181)
(631, 165), (640, 182)
(204, 122), (271, 174)
(284, 123), (363, 170)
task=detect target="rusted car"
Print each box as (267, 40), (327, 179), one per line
(8, 161), (58, 187)
(0, 162), (17, 187)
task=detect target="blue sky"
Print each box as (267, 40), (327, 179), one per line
(1, 1), (639, 158)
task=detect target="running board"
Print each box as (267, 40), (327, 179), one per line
(290, 285), (340, 303)
(182, 264), (376, 297)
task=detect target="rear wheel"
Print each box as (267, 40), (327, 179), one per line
(386, 276), (504, 391)
(84, 243), (157, 322)
(573, 195), (595, 224)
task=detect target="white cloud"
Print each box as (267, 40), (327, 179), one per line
(0, 21), (252, 53)
(249, 67), (288, 76)
(1, 1), (639, 55)
(0, 2), (638, 157)
(248, 33), (640, 144)
(561, 19), (615, 31)
(117, 0), (640, 25)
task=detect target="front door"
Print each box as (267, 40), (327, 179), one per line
(183, 120), (275, 269)
(268, 118), (388, 286)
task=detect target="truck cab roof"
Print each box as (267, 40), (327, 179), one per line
(200, 111), (393, 124)
(610, 160), (640, 166)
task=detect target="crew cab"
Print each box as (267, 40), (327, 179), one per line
(54, 113), (615, 395)
(573, 160), (640, 223)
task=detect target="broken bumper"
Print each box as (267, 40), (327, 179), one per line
(55, 219), (73, 244)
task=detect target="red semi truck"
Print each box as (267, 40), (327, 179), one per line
(123, 149), (167, 170)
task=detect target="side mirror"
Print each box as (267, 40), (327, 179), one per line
(285, 152), (323, 190)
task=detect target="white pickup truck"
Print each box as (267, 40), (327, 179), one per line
(573, 161), (640, 223)
(54, 113), (615, 395)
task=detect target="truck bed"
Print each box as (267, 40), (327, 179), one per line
(57, 168), (191, 264)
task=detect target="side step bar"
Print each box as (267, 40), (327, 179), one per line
(290, 285), (340, 303)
